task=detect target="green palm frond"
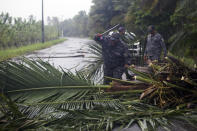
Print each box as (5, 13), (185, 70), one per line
(0, 58), (91, 91)
(44, 100), (197, 131)
(0, 58), (124, 118)
(82, 42), (104, 83)
(0, 94), (45, 130)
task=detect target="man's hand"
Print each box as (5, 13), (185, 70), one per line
(96, 33), (102, 37)
(94, 33), (102, 41)
(144, 55), (147, 61)
(124, 64), (129, 68)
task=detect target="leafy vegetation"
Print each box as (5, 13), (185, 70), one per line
(0, 13), (60, 49)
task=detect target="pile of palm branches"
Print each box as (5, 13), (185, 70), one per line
(0, 58), (197, 131)
(127, 56), (197, 109)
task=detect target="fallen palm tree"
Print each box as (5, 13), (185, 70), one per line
(0, 58), (197, 130)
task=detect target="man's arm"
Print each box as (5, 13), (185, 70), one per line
(94, 33), (104, 44)
(144, 35), (150, 56)
(160, 37), (167, 57)
(144, 36), (149, 61)
(144, 48), (148, 56)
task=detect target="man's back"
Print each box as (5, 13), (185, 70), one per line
(94, 34), (128, 67)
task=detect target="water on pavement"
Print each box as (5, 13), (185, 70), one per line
(25, 37), (93, 72)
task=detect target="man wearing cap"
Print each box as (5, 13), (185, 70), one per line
(117, 27), (130, 65)
(118, 27), (129, 44)
(94, 32), (129, 84)
(117, 27), (134, 80)
(144, 25), (167, 64)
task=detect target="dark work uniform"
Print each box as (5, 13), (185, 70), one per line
(94, 35), (129, 84)
(119, 35), (131, 65)
(145, 33), (167, 61)
(119, 34), (134, 79)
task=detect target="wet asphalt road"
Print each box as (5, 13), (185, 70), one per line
(25, 37), (93, 72)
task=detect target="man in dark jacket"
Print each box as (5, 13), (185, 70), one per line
(118, 27), (134, 80)
(144, 25), (167, 64)
(94, 32), (129, 84)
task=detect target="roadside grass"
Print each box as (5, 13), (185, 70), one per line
(169, 52), (197, 70)
(0, 38), (66, 62)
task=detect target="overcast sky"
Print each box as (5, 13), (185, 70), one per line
(0, 0), (92, 21)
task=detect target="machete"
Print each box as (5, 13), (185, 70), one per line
(101, 24), (120, 36)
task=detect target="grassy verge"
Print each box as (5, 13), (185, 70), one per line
(0, 38), (66, 62)
(169, 52), (197, 70)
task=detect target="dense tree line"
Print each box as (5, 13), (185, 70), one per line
(0, 13), (59, 49)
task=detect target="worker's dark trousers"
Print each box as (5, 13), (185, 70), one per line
(103, 64), (125, 84)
